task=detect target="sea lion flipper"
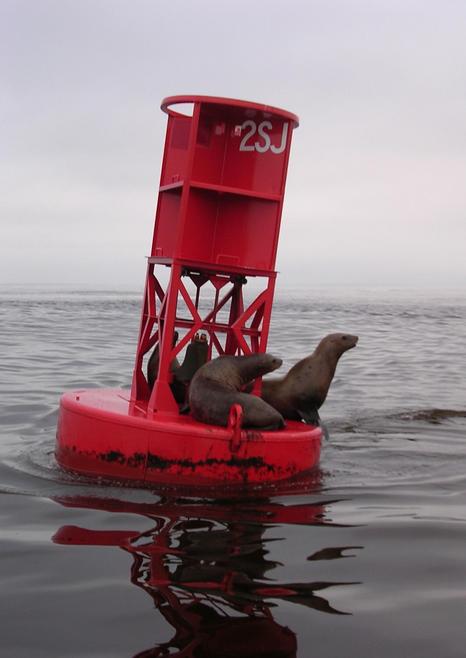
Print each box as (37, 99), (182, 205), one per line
(296, 407), (320, 426)
(319, 421), (330, 441)
(297, 408), (329, 439)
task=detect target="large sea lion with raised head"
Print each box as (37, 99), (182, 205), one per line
(189, 353), (285, 430)
(261, 333), (358, 425)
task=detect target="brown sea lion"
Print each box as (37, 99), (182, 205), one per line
(261, 333), (358, 425)
(147, 332), (209, 403)
(175, 334), (209, 387)
(147, 331), (180, 390)
(189, 353), (285, 430)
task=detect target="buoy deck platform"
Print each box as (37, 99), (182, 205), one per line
(56, 388), (322, 487)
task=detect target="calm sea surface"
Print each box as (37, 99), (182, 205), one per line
(1, 286), (465, 657)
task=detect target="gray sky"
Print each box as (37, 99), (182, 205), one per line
(2, 0), (465, 289)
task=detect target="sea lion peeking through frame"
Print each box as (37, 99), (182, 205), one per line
(261, 333), (358, 425)
(147, 331), (180, 390)
(147, 332), (209, 404)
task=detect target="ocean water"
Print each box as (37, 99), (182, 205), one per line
(1, 286), (466, 657)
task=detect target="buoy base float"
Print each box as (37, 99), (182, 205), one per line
(56, 388), (321, 487)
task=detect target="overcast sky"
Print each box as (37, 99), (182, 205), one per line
(2, 0), (465, 290)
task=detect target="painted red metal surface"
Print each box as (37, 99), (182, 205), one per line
(57, 389), (321, 486)
(133, 94), (299, 415)
(161, 94), (300, 126)
(55, 95), (322, 487)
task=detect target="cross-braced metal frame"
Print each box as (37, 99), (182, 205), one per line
(131, 261), (277, 415)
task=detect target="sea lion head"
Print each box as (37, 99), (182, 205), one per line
(238, 352), (283, 383)
(317, 333), (359, 358)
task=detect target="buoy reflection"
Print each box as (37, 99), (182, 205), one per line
(53, 494), (361, 657)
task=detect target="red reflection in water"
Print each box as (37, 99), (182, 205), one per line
(53, 487), (359, 657)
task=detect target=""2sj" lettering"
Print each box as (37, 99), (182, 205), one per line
(238, 120), (289, 155)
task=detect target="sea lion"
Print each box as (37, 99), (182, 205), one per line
(147, 331), (180, 390)
(175, 334), (209, 386)
(189, 353), (285, 430)
(147, 332), (209, 403)
(261, 333), (358, 425)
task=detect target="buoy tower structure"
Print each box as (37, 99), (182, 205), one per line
(56, 95), (322, 486)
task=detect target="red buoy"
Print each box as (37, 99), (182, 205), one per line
(56, 95), (322, 487)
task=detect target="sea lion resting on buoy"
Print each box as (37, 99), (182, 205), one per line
(261, 333), (358, 425)
(189, 353), (285, 430)
(147, 332), (208, 403)
(147, 331), (180, 390)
